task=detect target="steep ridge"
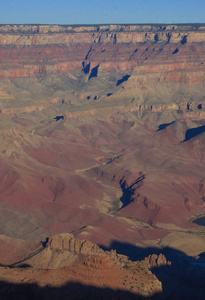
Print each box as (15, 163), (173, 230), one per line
(0, 233), (164, 299)
(0, 24), (204, 115)
(1, 233), (205, 300)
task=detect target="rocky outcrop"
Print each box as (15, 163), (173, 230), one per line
(0, 24), (205, 44)
(48, 234), (172, 272)
(49, 233), (104, 256)
(139, 254), (171, 269)
(84, 255), (116, 270)
(0, 235), (164, 300)
(1, 31), (204, 46)
(48, 233), (129, 265)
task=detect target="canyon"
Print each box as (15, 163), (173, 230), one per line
(0, 24), (205, 299)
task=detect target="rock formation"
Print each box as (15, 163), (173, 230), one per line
(139, 254), (171, 269)
(0, 24), (204, 96)
(0, 233), (164, 299)
(49, 233), (103, 255)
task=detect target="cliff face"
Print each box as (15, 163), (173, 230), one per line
(0, 24), (204, 85)
(0, 234), (163, 300)
(0, 24), (204, 116)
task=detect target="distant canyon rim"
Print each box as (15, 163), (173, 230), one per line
(0, 23), (205, 260)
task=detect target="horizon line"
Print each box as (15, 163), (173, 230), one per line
(0, 22), (205, 27)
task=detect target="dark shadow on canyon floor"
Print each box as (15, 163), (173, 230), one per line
(100, 241), (205, 300)
(119, 175), (145, 209)
(157, 121), (175, 131)
(54, 115), (64, 121)
(116, 74), (130, 86)
(88, 64), (99, 80)
(183, 125), (205, 141)
(193, 216), (205, 226)
(0, 281), (162, 300)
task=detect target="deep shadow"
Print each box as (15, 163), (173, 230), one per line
(181, 35), (187, 45)
(41, 237), (49, 248)
(16, 264), (31, 269)
(116, 74), (131, 86)
(54, 116), (64, 121)
(113, 33), (117, 44)
(172, 48), (179, 54)
(82, 62), (90, 74)
(119, 175), (145, 209)
(100, 240), (205, 300)
(152, 263), (205, 300)
(198, 104), (202, 110)
(193, 216), (205, 226)
(100, 241), (185, 262)
(187, 101), (192, 110)
(198, 251), (205, 262)
(183, 125), (205, 141)
(166, 32), (171, 43)
(0, 281), (162, 300)
(157, 121), (175, 131)
(154, 33), (159, 42)
(100, 241), (153, 261)
(88, 64), (99, 80)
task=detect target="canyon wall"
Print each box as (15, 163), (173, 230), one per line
(0, 24), (204, 262)
(0, 24), (204, 85)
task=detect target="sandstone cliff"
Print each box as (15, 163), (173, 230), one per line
(26, 233), (128, 269)
(0, 236), (163, 300)
(0, 24), (204, 113)
(0, 24), (204, 87)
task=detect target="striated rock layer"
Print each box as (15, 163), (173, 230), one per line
(0, 233), (164, 299)
(0, 24), (204, 264)
(0, 24), (204, 91)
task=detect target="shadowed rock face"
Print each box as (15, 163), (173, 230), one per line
(0, 24), (204, 268)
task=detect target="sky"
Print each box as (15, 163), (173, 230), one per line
(0, 0), (205, 25)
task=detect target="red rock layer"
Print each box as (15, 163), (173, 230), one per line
(0, 24), (204, 84)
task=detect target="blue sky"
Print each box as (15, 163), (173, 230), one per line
(0, 0), (204, 25)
